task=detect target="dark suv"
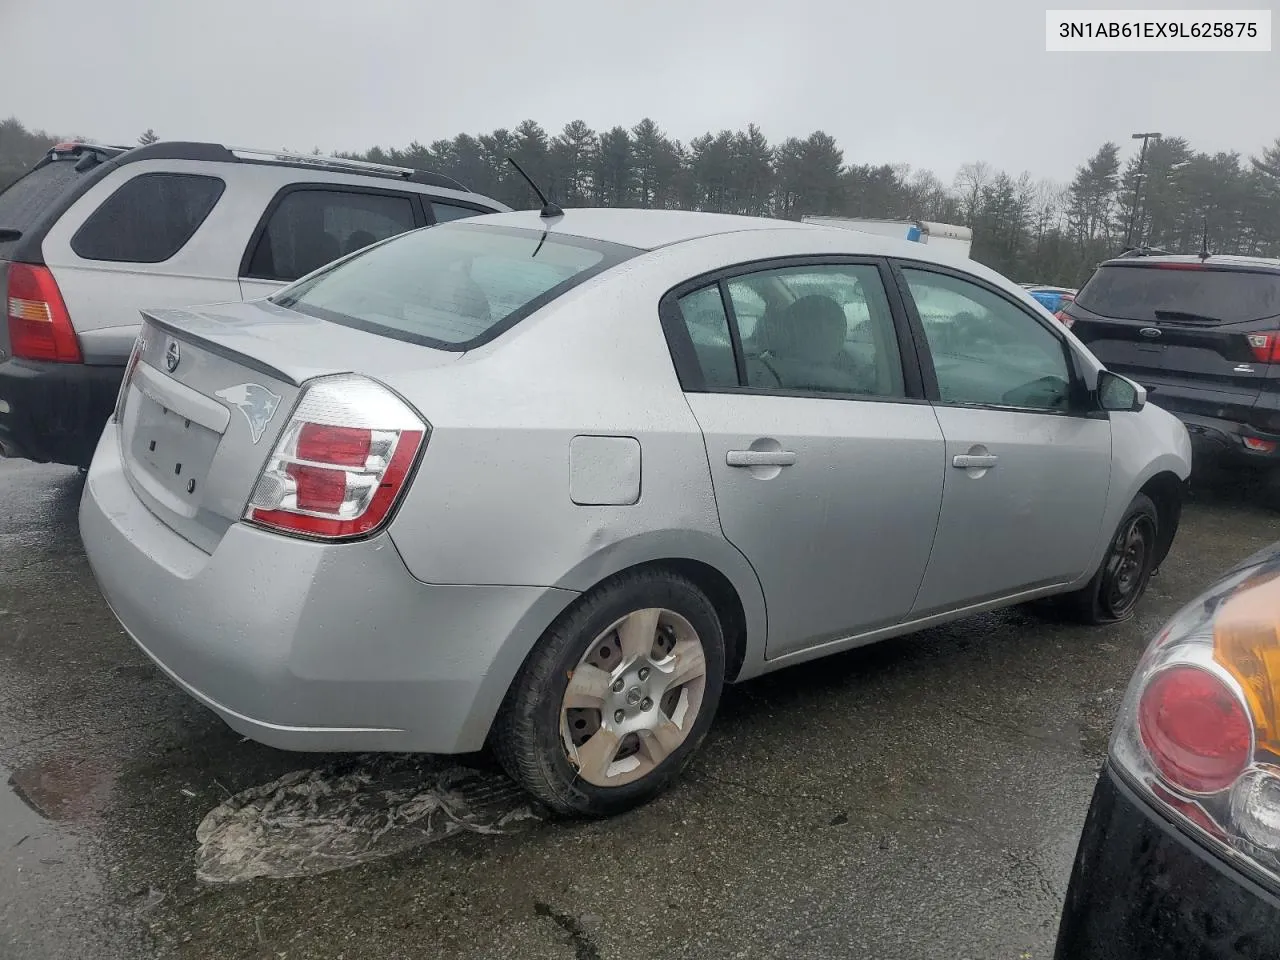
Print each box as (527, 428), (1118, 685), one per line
(1061, 255), (1280, 468)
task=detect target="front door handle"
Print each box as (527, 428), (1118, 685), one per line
(727, 449), (798, 467)
(952, 454), (998, 469)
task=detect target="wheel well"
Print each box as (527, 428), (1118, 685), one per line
(1139, 471), (1184, 570)
(626, 558), (749, 682)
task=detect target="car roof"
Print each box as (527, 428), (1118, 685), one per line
(41, 139), (473, 193)
(472, 208), (814, 250)
(1100, 253), (1280, 273)
(465, 208), (990, 266)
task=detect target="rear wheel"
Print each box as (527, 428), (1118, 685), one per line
(492, 569), (725, 817)
(1058, 493), (1159, 624)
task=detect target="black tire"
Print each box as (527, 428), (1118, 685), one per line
(1057, 493), (1159, 625)
(492, 568), (726, 818)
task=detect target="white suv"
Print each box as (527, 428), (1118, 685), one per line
(0, 140), (508, 467)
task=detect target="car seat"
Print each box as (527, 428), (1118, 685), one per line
(756, 294), (869, 393)
(344, 230), (377, 256)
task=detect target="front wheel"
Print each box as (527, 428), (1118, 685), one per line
(492, 569), (725, 818)
(1058, 493), (1159, 624)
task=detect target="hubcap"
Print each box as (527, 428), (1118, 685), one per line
(560, 608), (708, 787)
(1103, 514), (1156, 617)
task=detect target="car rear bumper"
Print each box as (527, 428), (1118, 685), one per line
(1055, 763), (1280, 959)
(80, 425), (577, 753)
(1172, 411), (1280, 464)
(0, 357), (123, 466)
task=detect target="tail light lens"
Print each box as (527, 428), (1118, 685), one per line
(1138, 665), (1252, 794)
(245, 375), (427, 540)
(1247, 332), (1280, 364)
(113, 333), (146, 423)
(1112, 562), (1280, 881)
(6, 263), (82, 362)
(1055, 309), (1074, 329)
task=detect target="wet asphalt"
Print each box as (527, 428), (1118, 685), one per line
(1, 457), (1278, 960)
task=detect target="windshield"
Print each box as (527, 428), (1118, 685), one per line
(1076, 264), (1280, 325)
(273, 223), (639, 350)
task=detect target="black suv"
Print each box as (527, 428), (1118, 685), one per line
(1061, 255), (1280, 468)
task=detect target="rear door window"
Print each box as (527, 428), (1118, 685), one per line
(1076, 265), (1280, 325)
(272, 223), (638, 350)
(244, 188), (420, 283)
(727, 263), (906, 398)
(71, 173), (225, 263)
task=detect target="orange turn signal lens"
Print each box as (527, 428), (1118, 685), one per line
(1214, 571), (1280, 758)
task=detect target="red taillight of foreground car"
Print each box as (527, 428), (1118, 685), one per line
(6, 263), (82, 363)
(1138, 664), (1252, 794)
(1110, 567), (1280, 884)
(1246, 332), (1280, 364)
(245, 376), (427, 540)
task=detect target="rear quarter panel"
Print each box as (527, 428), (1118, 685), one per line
(381, 245), (759, 599)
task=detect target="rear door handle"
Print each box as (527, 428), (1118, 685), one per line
(727, 450), (798, 467)
(952, 454), (998, 469)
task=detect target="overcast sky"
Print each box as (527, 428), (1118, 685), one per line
(2, 0), (1276, 184)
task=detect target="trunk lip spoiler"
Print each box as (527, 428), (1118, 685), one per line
(139, 309), (301, 387)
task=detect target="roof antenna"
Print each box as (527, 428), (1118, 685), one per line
(505, 157), (563, 219)
(1198, 216), (1211, 262)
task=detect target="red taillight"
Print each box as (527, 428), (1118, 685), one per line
(1244, 436), (1278, 454)
(296, 423), (372, 467)
(245, 376), (427, 541)
(286, 463), (351, 513)
(1055, 309), (1074, 328)
(1247, 332), (1280, 364)
(6, 263), (82, 363)
(1138, 664), (1252, 794)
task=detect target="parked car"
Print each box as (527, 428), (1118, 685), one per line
(1056, 542), (1280, 959)
(1061, 255), (1280, 471)
(1023, 284), (1077, 314)
(0, 140), (507, 467)
(79, 209), (1191, 817)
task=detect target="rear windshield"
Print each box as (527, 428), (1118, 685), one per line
(1076, 264), (1280, 325)
(273, 223), (639, 350)
(0, 157), (87, 258)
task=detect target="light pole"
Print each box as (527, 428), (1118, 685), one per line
(1124, 132), (1162, 250)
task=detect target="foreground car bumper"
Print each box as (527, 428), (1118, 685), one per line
(1055, 764), (1280, 959)
(0, 357), (123, 466)
(80, 425), (577, 753)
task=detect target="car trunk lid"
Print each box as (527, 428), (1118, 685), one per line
(119, 300), (457, 552)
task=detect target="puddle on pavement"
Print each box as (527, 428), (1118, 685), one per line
(8, 755), (117, 821)
(195, 755), (543, 883)
(1, 762), (118, 956)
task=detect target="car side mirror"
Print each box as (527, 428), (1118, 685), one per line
(1098, 370), (1146, 412)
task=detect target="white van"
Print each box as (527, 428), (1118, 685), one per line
(800, 217), (973, 259)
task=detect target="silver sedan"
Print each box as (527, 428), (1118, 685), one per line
(80, 209), (1192, 816)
